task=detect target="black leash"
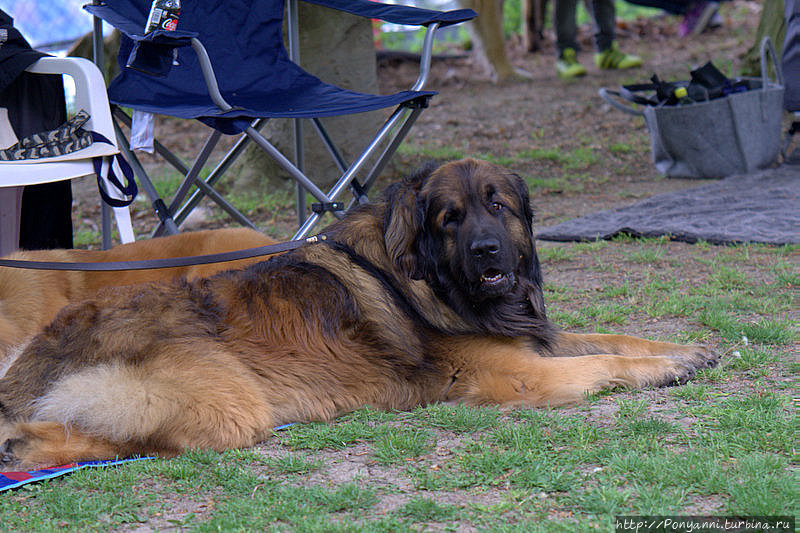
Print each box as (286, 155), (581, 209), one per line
(0, 235), (326, 271)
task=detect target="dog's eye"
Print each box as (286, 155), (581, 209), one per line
(443, 209), (460, 228)
(491, 201), (503, 212)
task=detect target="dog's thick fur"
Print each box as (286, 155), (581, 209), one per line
(0, 159), (718, 469)
(0, 228), (276, 364)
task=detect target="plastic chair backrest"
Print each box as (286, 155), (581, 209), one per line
(0, 57), (118, 186)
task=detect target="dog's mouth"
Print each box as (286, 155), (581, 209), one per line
(477, 268), (515, 296)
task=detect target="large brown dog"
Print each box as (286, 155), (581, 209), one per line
(0, 228), (276, 364)
(0, 159), (718, 469)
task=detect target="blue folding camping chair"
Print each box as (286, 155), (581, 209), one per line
(84, 0), (476, 239)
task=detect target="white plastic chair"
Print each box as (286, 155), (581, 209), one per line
(0, 56), (134, 256)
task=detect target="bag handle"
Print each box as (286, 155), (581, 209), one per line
(598, 87), (645, 116)
(757, 36), (783, 123)
(759, 36), (783, 88)
(90, 131), (138, 208)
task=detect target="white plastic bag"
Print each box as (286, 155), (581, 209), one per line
(130, 109), (155, 153)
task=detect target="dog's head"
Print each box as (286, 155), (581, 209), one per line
(384, 159), (551, 340)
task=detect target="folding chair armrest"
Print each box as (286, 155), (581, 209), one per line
(85, 2), (198, 77)
(85, 3), (198, 43)
(300, 0), (476, 28)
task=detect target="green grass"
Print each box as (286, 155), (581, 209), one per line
(414, 403), (502, 432)
(72, 228), (103, 248)
(537, 246), (576, 263)
(625, 246), (665, 264)
(698, 310), (796, 345)
(397, 143), (467, 161)
(261, 453), (324, 475)
(372, 427), (434, 464)
(398, 496), (460, 523)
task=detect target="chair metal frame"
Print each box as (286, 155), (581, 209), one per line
(88, 0), (474, 240)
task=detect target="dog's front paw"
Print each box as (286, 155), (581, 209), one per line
(658, 346), (720, 387)
(676, 345), (720, 370)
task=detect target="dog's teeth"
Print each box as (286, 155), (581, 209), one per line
(481, 272), (504, 283)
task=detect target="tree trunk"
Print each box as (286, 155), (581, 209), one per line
(740, 0), (786, 77)
(233, 3), (383, 195)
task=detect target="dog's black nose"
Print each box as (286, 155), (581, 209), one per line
(470, 238), (500, 257)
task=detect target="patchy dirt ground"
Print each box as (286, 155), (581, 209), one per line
(375, 0), (772, 227)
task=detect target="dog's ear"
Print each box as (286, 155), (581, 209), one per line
(511, 172), (547, 319)
(511, 172), (535, 234)
(384, 163), (436, 279)
(526, 251), (547, 320)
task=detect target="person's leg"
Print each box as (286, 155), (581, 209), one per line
(679, 1), (720, 37)
(591, 0), (617, 52)
(623, 0), (691, 16)
(553, 0), (588, 78)
(0, 71), (73, 251)
(554, 0), (581, 56)
(591, 0), (642, 69)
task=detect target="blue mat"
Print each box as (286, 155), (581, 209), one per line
(0, 457), (153, 491)
(0, 423), (296, 491)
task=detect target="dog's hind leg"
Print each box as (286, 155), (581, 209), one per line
(0, 343), (276, 469)
(0, 421), (133, 470)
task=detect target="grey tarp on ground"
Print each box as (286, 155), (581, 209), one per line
(536, 165), (799, 245)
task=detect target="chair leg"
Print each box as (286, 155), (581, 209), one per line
(114, 109), (190, 175)
(293, 117), (306, 227)
(244, 127), (333, 205)
(109, 96), (428, 240)
(310, 118), (369, 206)
(186, 178), (257, 229)
(112, 119), (181, 236)
(114, 110), (255, 236)
(360, 105), (426, 194)
(310, 118), (348, 174)
(292, 99), (429, 240)
(165, 129), (222, 215)
(171, 130), (257, 227)
(0, 187), (22, 257)
(112, 206), (135, 243)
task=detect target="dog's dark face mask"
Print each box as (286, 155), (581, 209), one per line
(384, 159), (553, 344)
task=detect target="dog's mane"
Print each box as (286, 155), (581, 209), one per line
(316, 164), (555, 349)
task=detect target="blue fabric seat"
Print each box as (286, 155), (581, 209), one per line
(84, 0), (476, 237)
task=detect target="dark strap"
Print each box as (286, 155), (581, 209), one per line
(619, 83), (661, 106)
(0, 108), (138, 208)
(349, 178), (369, 205)
(91, 131), (138, 208)
(0, 110), (93, 160)
(0, 234), (326, 271)
(620, 74), (682, 107)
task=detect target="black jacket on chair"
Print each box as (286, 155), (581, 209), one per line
(0, 9), (73, 250)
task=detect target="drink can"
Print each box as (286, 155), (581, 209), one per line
(145, 0), (181, 33)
